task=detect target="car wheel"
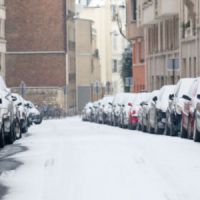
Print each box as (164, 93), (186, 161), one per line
(21, 124), (28, 134)
(187, 117), (193, 139)
(193, 119), (200, 142)
(15, 121), (22, 139)
(180, 118), (187, 138)
(137, 123), (142, 131)
(154, 120), (163, 134)
(0, 125), (5, 148)
(34, 115), (43, 125)
(142, 124), (147, 132)
(128, 122), (132, 130)
(147, 121), (153, 133)
(6, 123), (15, 145)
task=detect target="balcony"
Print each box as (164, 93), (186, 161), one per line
(139, 0), (179, 25)
(159, 0), (179, 17)
(127, 21), (144, 40)
(143, 3), (156, 24)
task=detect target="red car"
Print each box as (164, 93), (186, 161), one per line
(181, 78), (200, 140)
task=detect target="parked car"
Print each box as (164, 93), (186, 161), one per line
(11, 93), (28, 135)
(194, 92), (200, 142)
(98, 96), (113, 124)
(82, 102), (93, 121)
(92, 100), (101, 123)
(24, 101), (43, 126)
(165, 78), (195, 136)
(147, 85), (175, 134)
(138, 90), (159, 132)
(119, 93), (135, 128)
(111, 93), (128, 126)
(128, 92), (150, 130)
(181, 78), (200, 140)
(0, 77), (18, 147)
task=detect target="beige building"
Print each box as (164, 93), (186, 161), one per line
(180, 0), (199, 78)
(137, 0), (180, 91)
(66, 0), (77, 113)
(78, 0), (113, 94)
(111, 0), (128, 94)
(75, 18), (102, 112)
(0, 0), (6, 78)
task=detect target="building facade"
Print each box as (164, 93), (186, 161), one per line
(180, 0), (199, 78)
(75, 18), (102, 112)
(79, 0), (113, 94)
(0, 0), (6, 78)
(5, 0), (76, 114)
(126, 0), (146, 92)
(111, 0), (128, 94)
(137, 0), (180, 91)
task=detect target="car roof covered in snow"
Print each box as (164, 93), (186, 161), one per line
(148, 90), (160, 103)
(157, 85), (176, 112)
(113, 93), (135, 105)
(133, 93), (150, 105)
(174, 78), (195, 98)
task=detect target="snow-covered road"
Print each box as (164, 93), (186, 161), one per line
(1, 117), (200, 200)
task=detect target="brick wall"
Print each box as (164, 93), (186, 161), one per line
(6, 54), (66, 87)
(132, 39), (146, 92)
(5, 0), (66, 52)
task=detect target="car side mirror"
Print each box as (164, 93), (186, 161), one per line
(12, 96), (17, 101)
(182, 95), (191, 101)
(17, 102), (22, 106)
(197, 94), (200, 100)
(0, 98), (2, 104)
(169, 94), (174, 100)
(128, 102), (132, 107)
(153, 96), (158, 102)
(140, 101), (147, 106)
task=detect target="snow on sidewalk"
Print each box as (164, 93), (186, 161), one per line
(1, 117), (200, 200)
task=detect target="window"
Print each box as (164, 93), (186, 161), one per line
(111, 5), (116, 19)
(194, 57), (197, 77)
(113, 35), (117, 50)
(131, 0), (137, 20)
(112, 60), (117, 73)
(189, 57), (192, 77)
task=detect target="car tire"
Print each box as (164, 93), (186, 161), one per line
(180, 118), (187, 138)
(193, 119), (200, 142)
(6, 123), (15, 145)
(34, 115), (43, 125)
(142, 123), (147, 132)
(137, 123), (142, 131)
(15, 121), (22, 139)
(0, 125), (5, 148)
(21, 124), (28, 134)
(147, 121), (153, 133)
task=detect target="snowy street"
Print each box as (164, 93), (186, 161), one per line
(1, 117), (200, 200)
